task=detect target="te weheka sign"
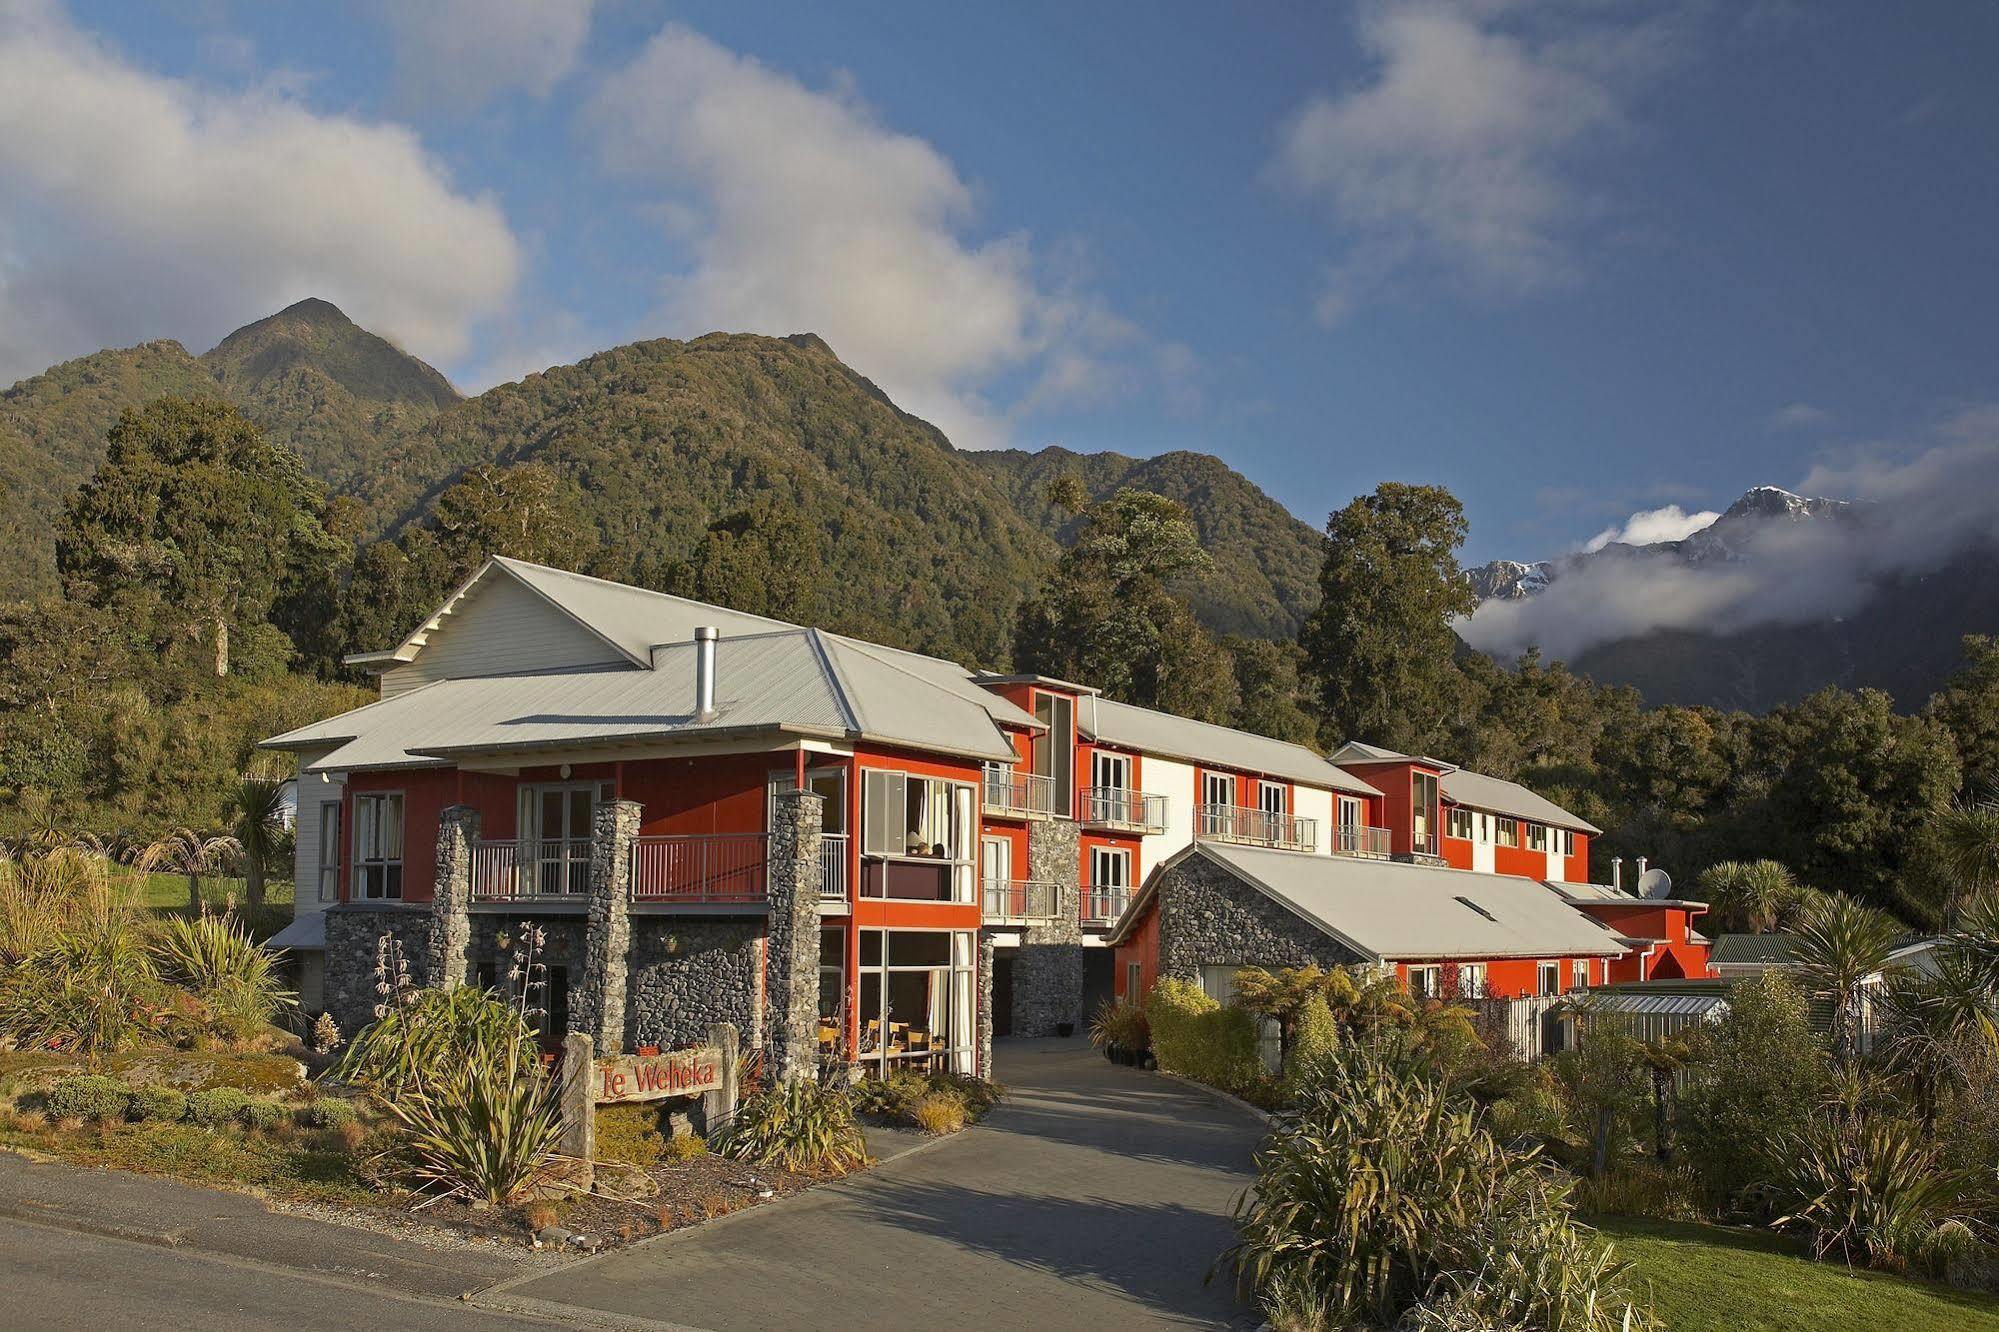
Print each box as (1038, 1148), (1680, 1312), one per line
(594, 1047), (724, 1104)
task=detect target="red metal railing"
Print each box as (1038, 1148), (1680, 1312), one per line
(629, 833), (769, 906)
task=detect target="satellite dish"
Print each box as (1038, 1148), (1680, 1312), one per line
(1637, 867), (1674, 900)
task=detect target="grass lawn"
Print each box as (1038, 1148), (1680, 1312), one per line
(1599, 1217), (1999, 1331)
(139, 873), (294, 940)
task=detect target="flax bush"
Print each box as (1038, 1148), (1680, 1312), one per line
(714, 1075), (869, 1175)
(155, 912), (295, 1041)
(1218, 1042), (1653, 1331)
(332, 983), (537, 1098)
(381, 1035), (565, 1206)
(1775, 1110), (1980, 1274)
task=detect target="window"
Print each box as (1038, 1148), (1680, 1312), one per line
(1572, 959), (1589, 987)
(1033, 693), (1075, 816)
(1446, 807), (1473, 841)
(1090, 846), (1131, 889)
(316, 802), (341, 902)
(353, 793), (403, 900)
(980, 835), (1011, 886)
(1406, 965), (1442, 999)
(862, 770), (969, 860)
(1526, 822), (1549, 852)
(1257, 781), (1287, 816)
(1338, 797), (1361, 832)
(1091, 750), (1131, 792)
(519, 782), (598, 895)
(819, 929), (846, 1042)
(1455, 963), (1487, 998)
(1560, 829), (1575, 857)
(857, 929), (976, 1076)
(1538, 962), (1560, 996)
(1411, 771), (1440, 850)
(770, 766), (849, 835)
(1125, 961), (1142, 1001)
(1495, 818), (1519, 848)
(1200, 965), (1243, 1005)
(1199, 771), (1235, 836)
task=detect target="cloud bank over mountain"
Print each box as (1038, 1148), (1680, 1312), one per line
(1462, 411), (1999, 663)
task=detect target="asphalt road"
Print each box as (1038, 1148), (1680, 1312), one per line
(500, 1039), (1267, 1330)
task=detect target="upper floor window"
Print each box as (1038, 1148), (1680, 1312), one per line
(1538, 961), (1560, 995)
(1411, 771), (1440, 848)
(353, 792), (404, 900)
(1446, 807), (1473, 841)
(316, 802), (341, 903)
(1090, 845), (1131, 888)
(1406, 965), (1442, 999)
(862, 770), (971, 862)
(1033, 692), (1076, 817)
(1256, 781), (1287, 816)
(1091, 751), (1132, 793)
(1560, 829), (1576, 857)
(1495, 818), (1519, 848)
(1526, 822), (1549, 852)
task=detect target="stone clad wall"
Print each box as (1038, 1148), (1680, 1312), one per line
(428, 805), (478, 988)
(466, 915), (589, 1022)
(573, 800), (638, 1048)
(763, 789), (824, 1081)
(1156, 854), (1361, 985)
(322, 906), (436, 1038)
(625, 919), (763, 1053)
(1013, 816), (1083, 1036)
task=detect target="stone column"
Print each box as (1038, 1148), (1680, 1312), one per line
(1014, 816), (1084, 1036)
(428, 804), (479, 988)
(764, 788), (824, 1083)
(576, 799), (639, 1052)
(977, 932), (996, 1077)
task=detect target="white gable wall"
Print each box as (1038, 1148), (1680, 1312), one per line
(1140, 754), (1195, 880)
(1294, 785), (1333, 856)
(379, 573), (628, 698)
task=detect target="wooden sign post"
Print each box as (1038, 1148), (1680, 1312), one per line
(557, 1023), (740, 1189)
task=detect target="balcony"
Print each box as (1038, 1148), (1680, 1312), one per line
(1080, 786), (1167, 834)
(1332, 824), (1393, 859)
(981, 765), (1056, 819)
(819, 833), (850, 905)
(1080, 883), (1132, 928)
(1195, 803), (1317, 853)
(1411, 831), (1441, 859)
(981, 877), (1058, 924)
(629, 833), (769, 908)
(470, 838), (591, 904)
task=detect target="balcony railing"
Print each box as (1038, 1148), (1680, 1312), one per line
(981, 877), (1057, 924)
(981, 765), (1056, 819)
(1195, 803), (1317, 853)
(1080, 883), (1132, 928)
(470, 838), (592, 902)
(1411, 830), (1441, 858)
(1332, 824), (1393, 859)
(629, 833), (769, 906)
(819, 833), (850, 904)
(1080, 786), (1167, 834)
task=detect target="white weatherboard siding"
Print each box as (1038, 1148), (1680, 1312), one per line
(1294, 786), (1333, 856)
(1140, 755), (1195, 880)
(380, 574), (626, 698)
(1548, 847), (1565, 878)
(288, 755), (342, 1011)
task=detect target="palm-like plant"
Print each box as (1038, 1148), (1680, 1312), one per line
(1933, 792), (1999, 920)
(134, 828), (241, 914)
(225, 775), (291, 909)
(1794, 893), (1904, 1063)
(1697, 859), (1808, 934)
(1635, 1031), (1694, 1161)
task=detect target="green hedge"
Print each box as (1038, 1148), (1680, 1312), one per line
(1145, 978), (1264, 1096)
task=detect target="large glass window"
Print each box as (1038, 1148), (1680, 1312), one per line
(520, 783), (596, 894)
(1446, 807), (1473, 841)
(1257, 781), (1287, 816)
(818, 928), (846, 1055)
(316, 802), (341, 902)
(861, 770), (969, 860)
(1034, 693), (1075, 816)
(856, 929), (976, 1076)
(1411, 771), (1440, 852)
(353, 793), (403, 900)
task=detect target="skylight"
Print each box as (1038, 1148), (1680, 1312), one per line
(1454, 895), (1497, 922)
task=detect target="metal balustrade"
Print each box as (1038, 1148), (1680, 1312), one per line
(629, 833), (769, 906)
(981, 877), (1058, 924)
(1332, 824), (1393, 859)
(980, 765), (1056, 818)
(1079, 786), (1167, 834)
(818, 833), (850, 904)
(1079, 883), (1132, 927)
(1194, 803), (1317, 852)
(470, 838), (592, 901)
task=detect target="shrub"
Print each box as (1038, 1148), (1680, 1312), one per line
(187, 1086), (251, 1126)
(714, 1076), (869, 1174)
(851, 1070), (928, 1121)
(1571, 1161), (1705, 1221)
(521, 1200), (560, 1232)
(1776, 1111), (1977, 1272)
(928, 1072), (1003, 1119)
(1680, 972), (1827, 1204)
(1087, 997), (1151, 1053)
(0, 908), (169, 1054)
(1218, 1041), (1652, 1331)
(595, 1103), (669, 1167)
(46, 1074), (130, 1122)
(1146, 978), (1263, 1096)
(239, 1099), (287, 1132)
(127, 1086), (189, 1123)
(1281, 994), (1339, 1095)
(332, 984), (537, 1099)
(911, 1092), (967, 1135)
(301, 1097), (358, 1130)
(154, 912), (296, 1042)
(662, 1132), (708, 1162)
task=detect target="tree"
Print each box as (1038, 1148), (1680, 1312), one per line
(671, 496), (822, 622)
(1696, 860), (1811, 934)
(1680, 972), (1827, 1201)
(1223, 637), (1318, 745)
(1014, 489), (1239, 723)
(135, 828), (242, 914)
(57, 398), (338, 677)
(226, 775), (290, 909)
(1926, 634), (1999, 796)
(1793, 893), (1905, 1064)
(1634, 1030), (1694, 1162)
(1045, 472), (1088, 516)
(1930, 794), (1999, 920)
(1301, 484), (1477, 753)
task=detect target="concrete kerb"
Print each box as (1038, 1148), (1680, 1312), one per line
(1152, 1069), (1276, 1128)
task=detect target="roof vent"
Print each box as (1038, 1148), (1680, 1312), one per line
(694, 626), (718, 720)
(1454, 895), (1498, 922)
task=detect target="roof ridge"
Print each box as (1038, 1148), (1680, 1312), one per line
(805, 629), (865, 734)
(1094, 694), (1325, 757)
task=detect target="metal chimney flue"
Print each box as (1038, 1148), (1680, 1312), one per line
(694, 626), (718, 718)
(1612, 857), (1623, 893)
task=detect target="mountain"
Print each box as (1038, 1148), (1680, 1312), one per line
(1464, 485), (1996, 712)
(0, 299), (455, 602)
(966, 445), (1324, 638)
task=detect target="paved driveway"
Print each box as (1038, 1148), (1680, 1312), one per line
(502, 1039), (1266, 1330)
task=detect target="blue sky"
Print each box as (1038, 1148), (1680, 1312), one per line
(8, 2), (1998, 563)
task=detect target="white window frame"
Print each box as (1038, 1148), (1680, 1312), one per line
(1124, 961), (1142, 1001)
(1455, 963), (1487, 998)
(1256, 780), (1287, 816)
(1538, 961), (1560, 996)
(1495, 817), (1519, 848)
(1572, 959), (1590, 987)
(1406, 965), (1442, 1000)
(352, 792), (404, 901)
(1526, 821), (1549, 853)
(1091, 750), (1132, 793)
(1446, 807), (1473, 841)
(1560, 828), (1576, 857)
(1090, 845), (1131, 889)
(316, 801), (341, 903)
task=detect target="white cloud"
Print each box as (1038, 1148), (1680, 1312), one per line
(583, 25), (1143, 449)
(374, 0), (595, 111)
(1464, 407), (1999, 661)
(1580, 502), (1719, 552)
(1272, 1), (1686, 325)
(0, 3), (521, 386)
(1768, 401), (1835, 431)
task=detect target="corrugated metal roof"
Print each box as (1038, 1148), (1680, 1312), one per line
(1545, 879), (1632, 903)
(1082, 697), (1380, 795)
(1183, 842), (1627, 962)
(1708, 933), (1800, 966)
(1583, 990), (1729, 1019)
(1440, 768), (1601, 835)
(498, 557), (798, 659)
(265, 628), (1019, 770)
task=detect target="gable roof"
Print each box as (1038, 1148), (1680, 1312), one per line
(1113, 842), (1624, 961)
(1440, 768), (1600, 835)
(266, 626), (1021, 770)
(1329, 741), (1457, 771)
(1082, 696), (1380, 796)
